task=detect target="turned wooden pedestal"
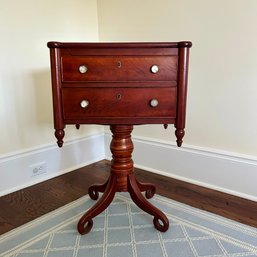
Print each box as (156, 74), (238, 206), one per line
(77, 125), (169, 234)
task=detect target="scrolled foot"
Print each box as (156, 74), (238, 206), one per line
(153, 216), (169, 232)
(88, 189), (99, 201)
(136, 180), (156, 199)
(77, 175), (116, 235)
(77, 219), (93, 235)
(88, 180), (109, 200)
(128, 174), (169, 232)
(145, 188), (156, 199)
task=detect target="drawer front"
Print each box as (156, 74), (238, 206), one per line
(61, 56), (177, 82)
(62, 87), (176, 119)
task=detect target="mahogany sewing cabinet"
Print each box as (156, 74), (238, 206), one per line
(47, 41), (192, 235)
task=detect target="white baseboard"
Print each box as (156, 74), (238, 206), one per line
(104, 133), (257, 202)
(0, 133), (105, 197)
(2, 131), (257, 202)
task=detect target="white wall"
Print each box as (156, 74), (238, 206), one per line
(0, 0), (102, 156)
(0, 0), (105, 196)
(97, 0), (257, 157)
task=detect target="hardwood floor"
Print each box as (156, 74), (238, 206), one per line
(0, 160), (108, 235)
(1, 159), (257, 235)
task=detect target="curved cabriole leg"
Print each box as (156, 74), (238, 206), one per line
(77, 124), (169, 235)
(88, 179), (109, 200)
(77, 175), (116, 235)
(128, 174), (169, 232)
(55, 129), (65, 147)
(136, 180), (156, 199)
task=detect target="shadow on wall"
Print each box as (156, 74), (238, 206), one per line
(32, 69), (53, 127)
(1, 68), (56, 154)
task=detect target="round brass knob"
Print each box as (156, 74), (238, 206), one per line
(149, 98), (159, 107)
(79, 65), (88, 74)
(150, 65), (159, 74)
(80, 100), (89, 108)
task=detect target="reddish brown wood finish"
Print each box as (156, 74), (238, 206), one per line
(48, 47), (65, 147)
(62, 56), (177, 82)
(77, 125), (168, 234)
(62, 87), (176, 119)
(47, 41), (192, 234)
(175, 45), (191, 146)
(48, 41), (192, 144)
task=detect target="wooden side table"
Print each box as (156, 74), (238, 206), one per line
(47, 41), (192, 235)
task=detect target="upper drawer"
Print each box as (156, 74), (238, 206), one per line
(61, 56), (177, 82)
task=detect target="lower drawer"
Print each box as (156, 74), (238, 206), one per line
(62, 87), (176, 119)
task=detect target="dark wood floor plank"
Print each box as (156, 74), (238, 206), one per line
(0, 161), (109, 235)
(134, 166), (257, 228)
(0, 216), (14, 235)
(0, 159), (257, 236)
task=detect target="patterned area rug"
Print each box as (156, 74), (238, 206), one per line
(1, 193), (257, 257)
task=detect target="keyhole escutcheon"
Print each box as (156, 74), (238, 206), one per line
(117, 61), (122, 68)
(116, 93), (122, 101)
